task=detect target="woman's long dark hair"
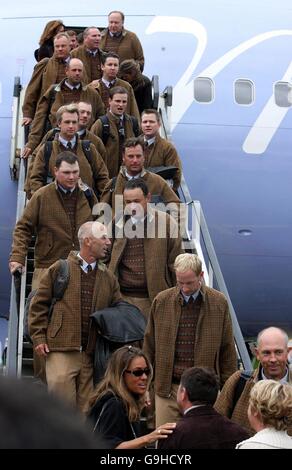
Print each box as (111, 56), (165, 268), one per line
(89, 346), (152, 422)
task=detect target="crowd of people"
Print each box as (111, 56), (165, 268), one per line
(5, 11), (292, 449)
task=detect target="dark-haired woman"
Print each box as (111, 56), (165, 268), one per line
(88, 346), (175, 449)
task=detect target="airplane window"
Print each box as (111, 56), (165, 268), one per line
(274, 81), (292, 107)
(234, 79), (254, 105)
(193, 77), (214, 103)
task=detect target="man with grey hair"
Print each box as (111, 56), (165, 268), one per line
(23, 57), (104, 157)
(71, 27), (104, 83)
(214, 326), (292, 435)
(143, 252), (237, 427)
(29, 221), (121, 414)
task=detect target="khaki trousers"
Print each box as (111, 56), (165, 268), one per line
(46, 351), (94, 415)
(31, 268), (48, 383)
(31, 268), (47, 290)
(121, 294), (151, 319)
(155, 383), (181, 427)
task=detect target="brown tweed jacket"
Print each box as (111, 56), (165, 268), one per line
(143, 285), (237, 397)
(214, 366), (292, 435)
(93, 78), (140, 122)
(10, 182), (96, 268)
(24, 130), (107, 197)
(83, 129), (107, 163)
(100, 167), (180, 214)
(70, 45), (103, 83)
(27, 79), (105, 152)
(29, 251), (121, 352)
(100, 28), (144, 72)
(142, 134), (182, 191)
(90, 112), (139, 178)
(108, 209), (183, 303)
(28, 137), (109, 196)
(22, 56), (70, 119)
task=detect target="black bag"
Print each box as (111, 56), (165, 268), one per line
(99, 114), (140, 145)
(90, 301), (146, 384)
(23, 260), (70, 342)
(230, 370), (253, 414)
(147, 165), (178, 180)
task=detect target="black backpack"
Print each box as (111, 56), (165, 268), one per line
(23, 259), (70, 343)
(99, 114), (140, 145)
(43, 139), (96, 207)
(230, 370), (253, 414)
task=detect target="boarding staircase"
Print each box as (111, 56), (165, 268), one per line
(4, 75), (252, 379)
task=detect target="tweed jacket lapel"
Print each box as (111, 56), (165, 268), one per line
(91, 261), (107, 310)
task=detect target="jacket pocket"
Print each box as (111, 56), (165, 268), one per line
(48, 311), (63, 338)
(36, 230), (54, 257)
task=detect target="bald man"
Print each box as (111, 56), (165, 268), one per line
(24, 58), (104, 157)
(29, 221), (121, 414)
(214, 326), (292, 435)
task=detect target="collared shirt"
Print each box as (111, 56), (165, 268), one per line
(77, 129), (86, 137)
(125, 169), (142, 180)
(58, 135), (77, 149)
(58, 184), (75, 194)
(184, 404), (205, 415)
(120, 166), (146, 179)
(77, 253), (97, 273)
(109, 31), (122, 38)
(86, 48), (98, 56)
(64, 80), (81, 91)
(181, 289), (201, 304)
(101, 77), (116, 88)
(261, 367), (289, 384)
(109, 111), (124, 122)
(144, 136), (156, 147)
(130, 215), (146, 226)
(55, 56), (70, 65)
(130, 210), (154, 226)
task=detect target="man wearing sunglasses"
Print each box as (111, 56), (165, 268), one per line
(143, 253), (237, 427)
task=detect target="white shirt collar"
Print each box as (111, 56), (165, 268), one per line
(184, 404), (205, 415)
(109, 31), (122, 38)
(109, 110), (124, 121)
(261, 367), (289, 384)
(58, 184), (75, 194)
(86, 48), (98, 56)
(181, 290), (200, 304)
(144, 136), (156, 146)
(65, 80), (81, 90)
(125, 169), (142, 180)
(58, 135), (76, 148)
(102, 77), (116, 88)
(77, 253), (96, 273)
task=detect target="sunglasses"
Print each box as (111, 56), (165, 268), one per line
(124, 368), (151, 377)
